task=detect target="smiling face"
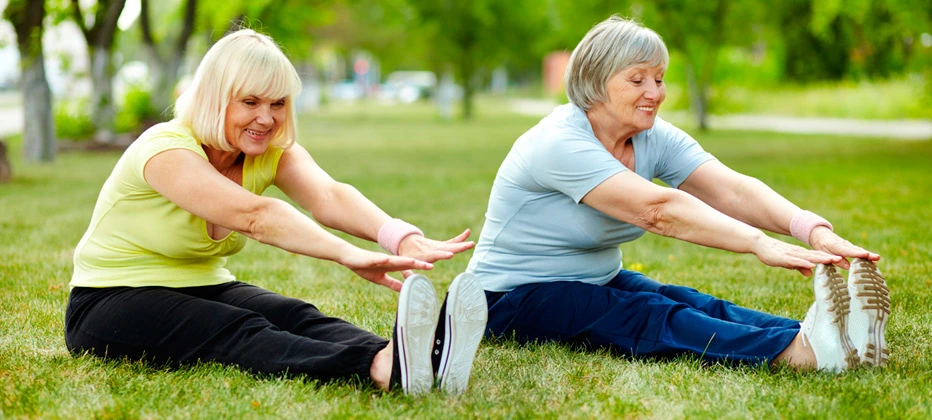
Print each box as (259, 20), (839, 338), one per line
(600, 63), (667, 134)
(223, 95), (287, 156)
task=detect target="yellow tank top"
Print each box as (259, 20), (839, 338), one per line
(70, 120), (284, 288)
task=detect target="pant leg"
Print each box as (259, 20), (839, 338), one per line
(204, 282), (388, 348)
(65, 285), (387, 381)
(485, 280), (798, 366)
(606, 270), (801, 330)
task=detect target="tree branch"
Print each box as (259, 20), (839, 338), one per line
(69, 0), (90, 39)
(175, 0), (197, 53)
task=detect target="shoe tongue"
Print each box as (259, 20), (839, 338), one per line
(431, 296), (449, 372)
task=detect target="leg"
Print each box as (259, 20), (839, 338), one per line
(606, 270), (801, 330)
(206, 282), (388, 348)
(485, 280), (798, 366)
(65, 285), (386, 381)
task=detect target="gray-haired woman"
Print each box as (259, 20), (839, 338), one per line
(468, 16), (889, 371)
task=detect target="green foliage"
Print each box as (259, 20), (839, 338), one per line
(53, 98), (95, 141)
(115, 86), (158, 133)
(2, 100), (932, 418)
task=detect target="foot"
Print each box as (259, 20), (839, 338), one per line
(431, 272), (488, 395)
(390, 274), (439, 396)
(799, 264), (860, 372)
(847, 258), (891, 366)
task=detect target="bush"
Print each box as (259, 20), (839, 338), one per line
(115, 86), (158, 134)
(53, 98), (95, 141)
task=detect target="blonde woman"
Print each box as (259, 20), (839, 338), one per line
(65, 29), (487, 396)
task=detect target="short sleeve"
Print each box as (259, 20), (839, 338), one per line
(651, 119), (715, 188)
(528, 134), (625, 203)
(130, 126), (206, 185)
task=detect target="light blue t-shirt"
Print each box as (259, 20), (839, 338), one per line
(467, 104), (716, 292)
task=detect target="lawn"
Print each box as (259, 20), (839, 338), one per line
(1, 98), (931, 419)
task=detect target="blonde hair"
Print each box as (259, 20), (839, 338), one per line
(565, 16), (669, 111)
(174, 29), (302, 151)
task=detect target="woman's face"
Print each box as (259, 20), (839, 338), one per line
(223, 95), (287, 155)
(601, 63), (666, 132)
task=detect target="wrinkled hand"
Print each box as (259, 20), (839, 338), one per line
(809, 226), (880, 269)
(397, 228), (475, 263)
(752, 236), (842, 276)
(340, 249), (434, 292)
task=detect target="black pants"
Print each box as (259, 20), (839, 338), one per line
(65, 282), (388, 382)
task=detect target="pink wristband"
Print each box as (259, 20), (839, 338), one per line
(789, 210), (833, 246)
(377, 219), (424, 255)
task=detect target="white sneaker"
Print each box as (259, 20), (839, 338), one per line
(799, 264), (860, 372)
(847, 258), (891, 366)
(391, 274), (440, 396)
(432, 272), (488, 395)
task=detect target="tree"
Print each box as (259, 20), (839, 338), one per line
(641, 0), (737, 131)
(4, 0), (56, 162)
(139, 0), (196, 118)
(407, 0), (544, 119)
(68, 0), (126, 144)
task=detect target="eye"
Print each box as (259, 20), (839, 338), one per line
(271, 100), (286, 110)
(630, 79), (643, 85)
(243, 99), (258, 106)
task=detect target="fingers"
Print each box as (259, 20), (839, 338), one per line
(401, 269), (414, 279)
(445, 229), (472, 243)
(379, 275), (403, 292)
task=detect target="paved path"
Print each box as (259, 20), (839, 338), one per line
(509, 99), (932, 141)
(0, 106), (23, 138)
(3, 97), (931, 140)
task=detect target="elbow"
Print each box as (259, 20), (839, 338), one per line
(639, 192), (679, 237)
(240, 197), (286, 244)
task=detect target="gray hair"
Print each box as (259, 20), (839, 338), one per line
(564, 16), (669, 111)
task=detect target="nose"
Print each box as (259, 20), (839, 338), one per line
(644, 81), (662, 100)
(255, 105), (274, 125)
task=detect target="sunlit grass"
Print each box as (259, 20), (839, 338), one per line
(713, 76), (930, 119)
(1, 101), (931, 418)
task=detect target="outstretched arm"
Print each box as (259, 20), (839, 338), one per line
(582, 170), (840, 276)
(274, 143), (474, 263)
(678, 160), (879, 268)
(144, 148), (431, 291)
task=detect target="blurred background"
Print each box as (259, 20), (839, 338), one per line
(1, 0), (930, 163)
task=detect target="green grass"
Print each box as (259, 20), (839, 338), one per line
(712, 77), (931, 120)
(2, 99), (932, 418)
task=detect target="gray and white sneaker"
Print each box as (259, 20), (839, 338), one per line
(799, 264), (860, 372)
(847, 258), (891, 366)
(391, 274), (440, 396)
(431, 272), (488, 395)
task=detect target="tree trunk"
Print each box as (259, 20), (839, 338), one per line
(685, 62), (709, 131)
(458, 48), (475, 120)
(90, 47), (116, 144)
(146, 48), (185, 117)
(0, 140), (12, 182)
(6, 0), (56, 162)
(22, 58), (56, 162)
(140, 0), (197, 119)
(70, 0), (126, 144)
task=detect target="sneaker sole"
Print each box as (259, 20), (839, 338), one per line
(816, 264), (861, 370)
(436, 272), (488, 395)
(396, 274), (440, 396)
(848, 258), (891, 366)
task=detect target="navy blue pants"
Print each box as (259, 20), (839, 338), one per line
(484, 270), (800, 366)
(65, 282), (388, 381)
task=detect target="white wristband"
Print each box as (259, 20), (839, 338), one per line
(377, 219), (424, 255)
